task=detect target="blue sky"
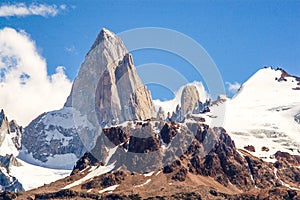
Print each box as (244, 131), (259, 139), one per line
(1, 0), (300, 100)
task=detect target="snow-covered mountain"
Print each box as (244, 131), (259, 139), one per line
(195, 67), (300, 161)
(1, 27), (299, 196)
(0, 110), (71, 191)
(20, 108), (88, 169)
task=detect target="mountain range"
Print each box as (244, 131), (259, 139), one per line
(0, 28), (299, 199)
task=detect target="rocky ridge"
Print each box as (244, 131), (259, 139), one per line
(3, 121), (299, 199)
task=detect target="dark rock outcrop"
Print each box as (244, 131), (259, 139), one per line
(274, 151), (300, 189)
(0, 154), (22, 172)
(71, 152), (103, 175)
(244, 154), (277, 188)
(163, 159), (181, 174)
(103, 127), (129, 146)
(171, 167), (187, 182)
(244, 145), (255, 152)
(159, 123), (178, 144)
(0, 167), (24, 192)
(128, 135), (160, 153)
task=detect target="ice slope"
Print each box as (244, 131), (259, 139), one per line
(0, 111), (72, 191)
(0, 132), (71, 191)
(203, 67), (300, 161)
(10, 159), (71, 191)
(0, 133), (19, 156)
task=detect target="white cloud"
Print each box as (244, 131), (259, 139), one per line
(0, 27), (72, 126)
(226, 81), (241, 94)
(0, 3), (66, 17)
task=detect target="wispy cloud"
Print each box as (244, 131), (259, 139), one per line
(0, 27), (72, 125)
(0, 3), (66, 18)
(226, 81), (241, 94)
(65, 45), (78, 55)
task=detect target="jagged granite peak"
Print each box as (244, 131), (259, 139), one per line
(9, 120), (22, 149)
(65, 28), (156, 126)
(65, 27), (128, 108)
(89, 28), (118, 53)
(0, 154), (22, 172)
(20, 28), (156, 169)
(0, 109), (22, 150)
(157, 107), (165, 120)
(0, 110), (9, 141)
(0, 109), (5, 125)
(181, 85), (200, 116)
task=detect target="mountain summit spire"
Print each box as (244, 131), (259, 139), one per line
(66, 28), (156, 125)
(89, 28), (118, 53)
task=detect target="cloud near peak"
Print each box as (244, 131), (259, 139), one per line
(0, 27), (72, 125)
(0, 3), (66, 18)
(225, 81), (241, 94)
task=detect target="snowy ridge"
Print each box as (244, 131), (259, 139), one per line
(204, 67), (300, 160)
(156, 67), (300, 161)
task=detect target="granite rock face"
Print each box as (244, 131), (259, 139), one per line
(168, 85), (211, 122)
(65, 28), (156, 127)
(0, 109), (23, 150)
(181, 85), (200, 117)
